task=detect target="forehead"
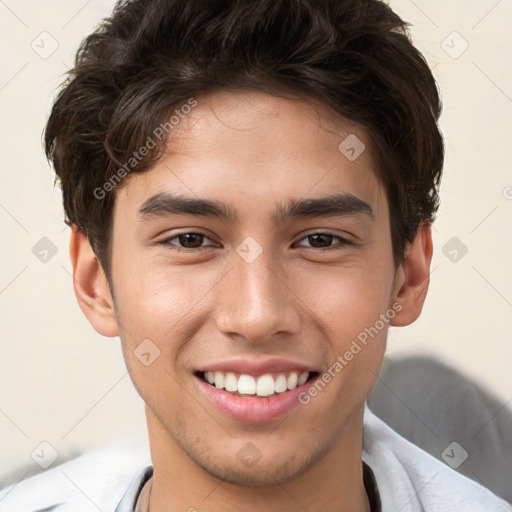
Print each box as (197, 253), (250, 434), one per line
(115, 90), (387, 219)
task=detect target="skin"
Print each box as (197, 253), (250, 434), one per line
(70, 90), (432, 512)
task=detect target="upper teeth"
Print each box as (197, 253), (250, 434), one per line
(203, 371), (310, 397)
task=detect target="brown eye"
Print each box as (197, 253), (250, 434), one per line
(295, 233), (350, 249)
(161, 232), (216, 249)
(307, 234), (335, 248)
(176, 233), (205, 248)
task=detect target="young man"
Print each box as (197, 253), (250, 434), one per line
(3, 0), (510, 510)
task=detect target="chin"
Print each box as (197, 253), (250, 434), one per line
(184, 441), (327, 487)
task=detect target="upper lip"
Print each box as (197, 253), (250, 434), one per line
(197, 358), (319, 376)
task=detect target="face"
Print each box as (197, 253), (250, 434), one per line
(104, 90), (404, 485)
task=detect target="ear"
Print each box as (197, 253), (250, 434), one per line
(69, 227), (119, 337)
(390, 222), (433, 327)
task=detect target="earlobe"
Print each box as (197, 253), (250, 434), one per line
(390, 222), (433, 327)
(69, 228), (119, 337)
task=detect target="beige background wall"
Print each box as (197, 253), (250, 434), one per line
(1, 0), (511, 485)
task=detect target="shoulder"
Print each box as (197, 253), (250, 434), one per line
(363, 406), (511, 512)
(0, 439), (150, 512)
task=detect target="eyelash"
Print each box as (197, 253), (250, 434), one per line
(159, 231), (351, 251)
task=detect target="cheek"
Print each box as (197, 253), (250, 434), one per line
(294, 261), (394, 402)
(111, 266), (198, 416)
(297, 261), (395, 340)
(113, 257), (205, 335)
(111, 259), (221, 396)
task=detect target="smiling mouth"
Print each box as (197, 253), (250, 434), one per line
(196, 370), (319, 397)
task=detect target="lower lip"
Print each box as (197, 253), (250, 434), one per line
(195, 375), (317, 423)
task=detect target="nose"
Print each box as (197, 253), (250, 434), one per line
(214, 248), (302, 344)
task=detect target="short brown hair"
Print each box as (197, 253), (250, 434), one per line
(44, 0), (444, 276)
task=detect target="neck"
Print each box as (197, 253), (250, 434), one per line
(145, 405), (370, 512)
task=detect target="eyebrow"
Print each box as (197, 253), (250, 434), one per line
(138, 192), (374, 223)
